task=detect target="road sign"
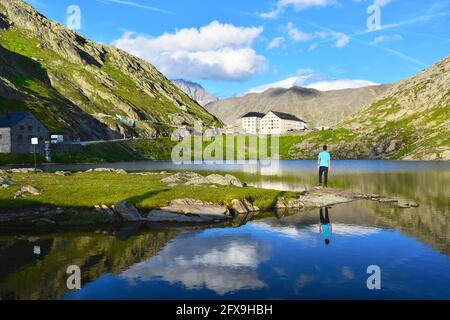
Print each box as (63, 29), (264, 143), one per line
(31, 137), (39, 145)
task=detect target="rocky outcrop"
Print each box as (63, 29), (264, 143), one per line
(148, 198), (231, 223)
(85, 168), (127, 174)
(161, 198), (230, 217)
(0, 175), (11, 188)
(14, 185), (41, 198)
(114, 201), (143, 222)
(161, 172), (244, 188)
(230, 199), (260, 214)
(339, 54), (450, 160)
(55, 171), (72, 176)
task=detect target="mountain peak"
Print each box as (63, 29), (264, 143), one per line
(0, 0), (219, 140)
(172, 79), (218, 106)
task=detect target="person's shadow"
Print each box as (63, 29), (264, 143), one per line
(319, 207), (333, 245)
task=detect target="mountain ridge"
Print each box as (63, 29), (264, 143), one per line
(289, 54), (450, 160)
(0, 0), (219, 140)
(205, 84), (390, 127)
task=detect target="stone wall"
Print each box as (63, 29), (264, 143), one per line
(0, 128), (11, 153)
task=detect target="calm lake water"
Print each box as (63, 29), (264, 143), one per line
(1, 161), (449, 300)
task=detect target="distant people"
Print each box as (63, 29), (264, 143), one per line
(318, 145), (331, 188)
(319, 207), (332, 245)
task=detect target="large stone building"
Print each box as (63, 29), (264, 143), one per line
(242, 111), (307, 135)
(241, 112), (265, 134)
(0, 112), (49, 154)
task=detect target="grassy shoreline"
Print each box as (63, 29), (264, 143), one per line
(0, 172), (297, 227)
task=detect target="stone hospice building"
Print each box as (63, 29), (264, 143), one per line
(242, 111), (307, 135)
(0, 112), (49, 154)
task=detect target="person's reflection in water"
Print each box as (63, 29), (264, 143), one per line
(319, 207), (332, 245)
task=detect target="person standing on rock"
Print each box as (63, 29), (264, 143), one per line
(318, 145), (331, 188)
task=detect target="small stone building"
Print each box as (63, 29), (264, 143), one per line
(0, 112), (49, 154)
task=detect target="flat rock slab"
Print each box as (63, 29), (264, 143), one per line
(299, 193), (353, 208)
(162, 198), (230, 216)
(161, 204), (229, 216)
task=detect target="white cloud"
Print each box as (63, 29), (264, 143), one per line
(267, 37), (285, 50)
(112, 21), (267, 81)
(284, 22), (350, 48)
(370, 34), (403, 45)
(374, 0), (392, 7)
(286, 22), (313, 41)
(335, 32), (350, 48)
(120, 233), (270, 295)
(245, 71), (379, 94)
(307, 79), (379, 91)
(260, 0), (334, 19)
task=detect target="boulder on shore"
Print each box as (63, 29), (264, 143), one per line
(86, 168), (127, 174)
(0, 176), (11, 188)
(275, 196), (304, 209)
(14, 185), (42, 199)
(161, 172), (244, 188)
(230, 199), (259, 214)
(114, 201), (142, 221)
(55, 171), (73, 176)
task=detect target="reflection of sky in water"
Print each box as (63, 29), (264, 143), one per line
(63, 206), (450, 300)
(120, 233), (270, 295)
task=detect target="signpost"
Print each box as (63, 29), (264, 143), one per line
(31, 137), (38, 173)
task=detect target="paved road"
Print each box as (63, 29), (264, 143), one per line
(80, 138), (142, 146)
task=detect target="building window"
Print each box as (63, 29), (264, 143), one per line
(17, 134), (23, 141)
(19, 125), (25, 130)
(37, 127), (41, 133)
(28, 126), (33, 131)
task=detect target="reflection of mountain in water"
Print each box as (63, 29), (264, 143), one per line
(121, 233), (271, 295)
(0, 228), (178, 300)
(263, 200), (450, 257)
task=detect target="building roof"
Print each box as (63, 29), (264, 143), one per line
(0, 112), (33, 128)
(269, 111), (307, 123)
(241, 112), (266, 119)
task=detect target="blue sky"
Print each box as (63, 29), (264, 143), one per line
(26, 0), (450, 98)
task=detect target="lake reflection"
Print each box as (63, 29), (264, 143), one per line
(61, 202), (450, 300)
(1, 160), (449, 300)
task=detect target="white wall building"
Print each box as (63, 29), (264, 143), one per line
(259, 111), (307, 135)
(241, 112), (265, 134)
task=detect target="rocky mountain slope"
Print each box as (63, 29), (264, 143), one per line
(172, 79), (218, 106)
(289, 54), (450, 160)
(0, 0), (219, 140)
(205, 85), (389, 127)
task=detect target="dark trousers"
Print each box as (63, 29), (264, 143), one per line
(320, 207), (330, 224)
(319, 166), (329, 187)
